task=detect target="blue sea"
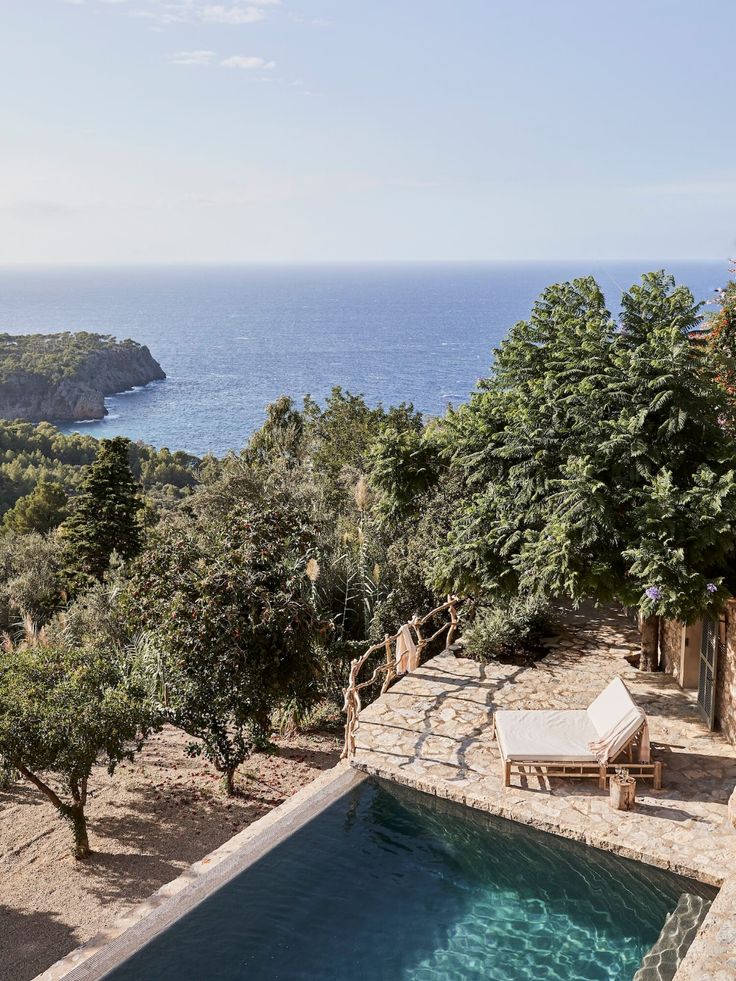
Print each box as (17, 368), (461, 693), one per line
(0, 262), (726, 457)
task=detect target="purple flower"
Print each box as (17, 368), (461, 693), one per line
(645, 586), (661, 601)
(706, 583), (718, 594)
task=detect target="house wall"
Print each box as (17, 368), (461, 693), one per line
(718, 602), (736, 747)
(661, 612), (735, 746)
(660, 619), (684, 681)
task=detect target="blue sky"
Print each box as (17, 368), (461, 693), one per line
(1, 0), (734, 263)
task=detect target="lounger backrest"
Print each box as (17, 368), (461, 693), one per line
(586, 677), (645, 761)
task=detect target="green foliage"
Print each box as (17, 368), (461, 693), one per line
(368, 421), (440, 524)
(462, 596), (553, 662)
(0, 640), (155, 857)
(705, 263), (736, 397)
(60, 437), (143, 591)
(0, 531), (65, 631)
(0, 420), (198, 519)
(50, 567), (132, 653)
(1, 479), (68, 535)
(0, 331), (127, 384)
(435, 271), (736, 628)
(238, 388), (441, 654)
(126, 482), (322, 792)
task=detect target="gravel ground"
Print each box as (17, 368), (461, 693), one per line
(0, 725), (342, 981)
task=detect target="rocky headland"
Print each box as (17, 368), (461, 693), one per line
(0, 332), (166, 422)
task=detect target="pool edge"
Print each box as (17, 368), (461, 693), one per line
(352, 762), (736, 979)
(34, 762), (364, 981)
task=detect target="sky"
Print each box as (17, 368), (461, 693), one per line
(0, 0), (734, 264)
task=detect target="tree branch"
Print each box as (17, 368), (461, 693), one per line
(15, 764), (67, 813)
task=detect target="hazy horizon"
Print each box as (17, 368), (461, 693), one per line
(0, 257), (729, 269)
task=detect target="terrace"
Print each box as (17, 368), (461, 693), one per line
(38, 604), (736, 980)
(351, 604), (736, 978)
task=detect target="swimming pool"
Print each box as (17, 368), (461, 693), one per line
(101, 778), (715, 981)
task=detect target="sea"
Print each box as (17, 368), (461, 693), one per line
(0, 261), (726, 458)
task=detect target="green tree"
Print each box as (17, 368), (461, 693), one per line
(706, 261), (736, 399)
(0, 641), (154, 858)
(368, 421), (440, 524)
(435, 272), (736, 669)
(0, 531), (65, 631)
(127, 484), (322, 794)
(60, 437), (142, 591)
(1, 479), (68, 535)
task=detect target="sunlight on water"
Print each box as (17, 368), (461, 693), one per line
(103, 779), (716, 981)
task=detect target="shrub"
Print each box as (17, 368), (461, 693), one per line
(462, 595), (553, 662)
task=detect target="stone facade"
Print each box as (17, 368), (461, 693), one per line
(660, 617), (683, 680)
(718, 602), (736, 747)
(661, 609), (736, 748)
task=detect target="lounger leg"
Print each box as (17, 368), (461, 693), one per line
(653, 761), (663, 791)
(502, 760), (512, 787)
(598, 765), (606, 790)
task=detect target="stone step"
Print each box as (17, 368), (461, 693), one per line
(634, 893), (712, 981)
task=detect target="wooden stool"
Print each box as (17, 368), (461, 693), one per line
(610, 770), (636, 811)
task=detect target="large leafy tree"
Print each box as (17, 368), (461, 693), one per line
(60, 436), (142, 592)
(127, 482), (322, 794)
(0, 641), (154, 858)
(434, 272), (736, 668)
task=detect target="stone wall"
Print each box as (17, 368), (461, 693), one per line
(660, 618), (683, 681)
(717, 602), (736, 747)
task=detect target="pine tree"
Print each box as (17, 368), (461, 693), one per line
(60, 437), (142, 592)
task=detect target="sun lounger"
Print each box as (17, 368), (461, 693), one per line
(494, 677), (662, 789)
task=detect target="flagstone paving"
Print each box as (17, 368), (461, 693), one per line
(350, 604), (736, 978)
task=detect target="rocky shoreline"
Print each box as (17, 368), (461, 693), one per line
(0, 338), (166, 422)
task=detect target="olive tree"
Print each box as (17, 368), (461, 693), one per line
(0, 642), (154, 858)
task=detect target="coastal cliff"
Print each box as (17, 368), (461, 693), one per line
(0, 332), (166, 422)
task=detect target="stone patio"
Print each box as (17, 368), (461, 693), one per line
(351, 604), (736, 978)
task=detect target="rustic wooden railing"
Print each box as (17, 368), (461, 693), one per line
(341, 595), (461, 759)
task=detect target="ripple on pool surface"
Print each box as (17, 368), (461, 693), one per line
(103, 778), (717, 981)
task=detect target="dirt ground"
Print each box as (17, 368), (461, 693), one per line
(0, 725), (342, 981)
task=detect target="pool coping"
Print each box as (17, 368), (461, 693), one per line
(33, 761), (365, 981)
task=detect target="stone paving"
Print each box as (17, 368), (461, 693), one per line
(351, 604), (736, 978)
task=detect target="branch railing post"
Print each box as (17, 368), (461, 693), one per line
(341, 595), (461, 759)
(380, 633), (395, 694)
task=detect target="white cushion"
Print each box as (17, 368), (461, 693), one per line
(494, 677), (647, 766)
(586, 677), (645, 761)
(587, 677), (638, 735)
(495, 709), (598, 762)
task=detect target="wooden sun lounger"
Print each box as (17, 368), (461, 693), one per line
(494, 677), (663, 790)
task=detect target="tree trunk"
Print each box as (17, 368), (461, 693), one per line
(67, 803), (91, 859)
(640, 614), (660, 671)
(610, 775), (636, 811)
(67, 777), (91, 859)
(15, 764), (92, 858)
(223, 767), (236, 796)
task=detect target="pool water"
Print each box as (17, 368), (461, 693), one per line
(104, 779), (716, 981)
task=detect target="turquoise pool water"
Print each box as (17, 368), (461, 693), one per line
(104, 779), (715, 980)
